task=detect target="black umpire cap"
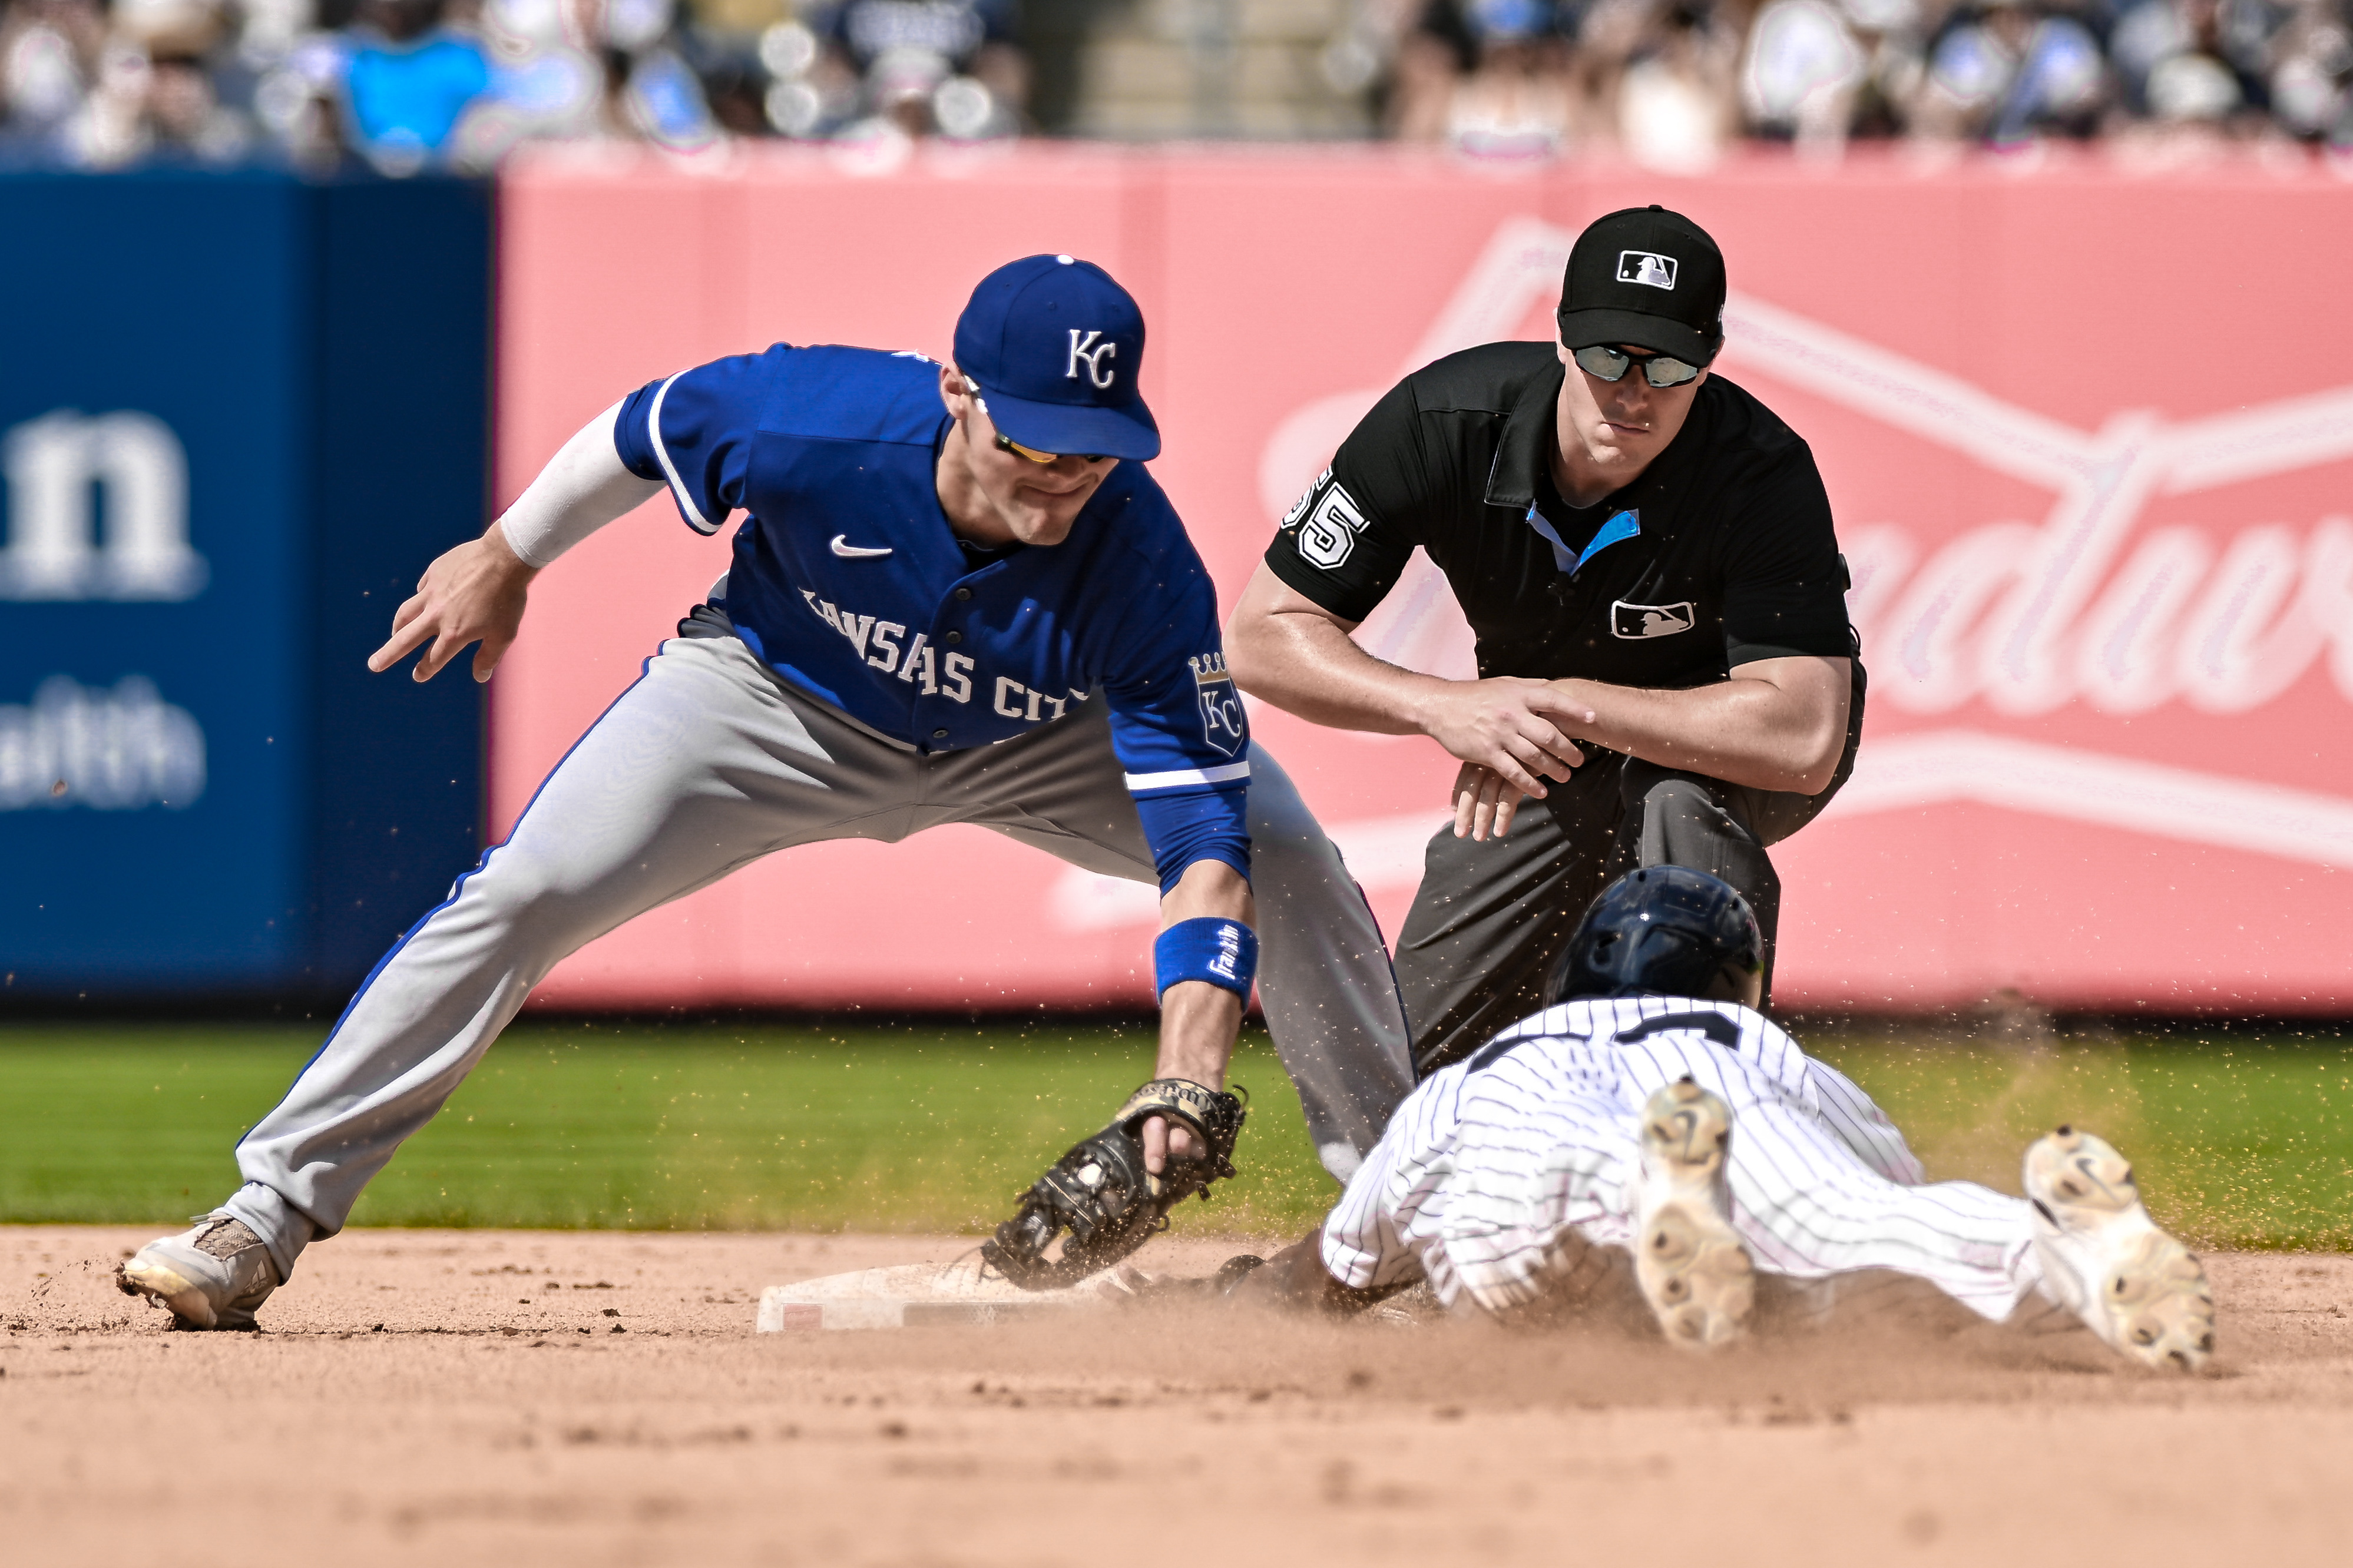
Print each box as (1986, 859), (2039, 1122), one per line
(1556, 205), (1727, 366)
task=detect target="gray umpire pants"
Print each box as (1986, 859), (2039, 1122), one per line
(224, 634), (1414, 1282)
(1398, 673), (1865, 1078)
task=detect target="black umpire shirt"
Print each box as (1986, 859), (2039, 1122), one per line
(1265, 342), (1862, 693)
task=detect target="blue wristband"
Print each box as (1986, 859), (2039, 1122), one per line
(1153, 917), (1259, 1002)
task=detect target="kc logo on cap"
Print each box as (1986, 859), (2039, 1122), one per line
(954, 254), (1160, 460)
(1066, 329), (1117, 389)
(1617, 251), (1679, 290)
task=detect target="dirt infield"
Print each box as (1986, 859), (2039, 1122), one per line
(5, 1226), (2348, 1566)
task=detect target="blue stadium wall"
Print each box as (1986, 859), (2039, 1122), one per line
(0, 171), (492, 999)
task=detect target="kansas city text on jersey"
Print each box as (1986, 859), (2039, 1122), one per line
(615, 343), (1250, 792)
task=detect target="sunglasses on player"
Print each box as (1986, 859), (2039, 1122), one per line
(994, 432), (1113, 466)
(964, 379), (1112, 465)
(1568, 342), (1705, 390)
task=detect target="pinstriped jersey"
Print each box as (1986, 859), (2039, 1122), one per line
(1321, 995), (1925, 1310)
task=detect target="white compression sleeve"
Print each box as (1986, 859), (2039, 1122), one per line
(497, 400), (667, 569)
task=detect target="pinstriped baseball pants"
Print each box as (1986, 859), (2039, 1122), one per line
(222, 635), (1415, 1281)
(1341, 1028), (2043, 1323)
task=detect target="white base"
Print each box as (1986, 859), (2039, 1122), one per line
(755, 1252), (1136, 1332)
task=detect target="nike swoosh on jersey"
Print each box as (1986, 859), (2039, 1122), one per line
(830, 535), (893, 559)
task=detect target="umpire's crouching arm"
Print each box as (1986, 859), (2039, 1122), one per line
(1225, 566), (1852, 842)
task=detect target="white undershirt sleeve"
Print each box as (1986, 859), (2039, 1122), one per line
(496, 400), (666, 569)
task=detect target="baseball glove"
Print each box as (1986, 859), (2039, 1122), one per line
(981, 1078), (1247, 1290)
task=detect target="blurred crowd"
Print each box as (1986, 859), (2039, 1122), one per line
(0, 0), (2345, 171)
(1372, 0), (2353, 160)
(0, 0), (1028, 171)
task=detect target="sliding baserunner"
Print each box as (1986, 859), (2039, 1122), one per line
(1240, 867), (2215, 1373)
(119, 254), (1413, 1330)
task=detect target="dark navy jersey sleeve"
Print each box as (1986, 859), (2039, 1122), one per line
(614, 349), (786, 536)
(1097, 533), (1252, 891)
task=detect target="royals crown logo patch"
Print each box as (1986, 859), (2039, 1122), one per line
(1190, 652), (1247, 757)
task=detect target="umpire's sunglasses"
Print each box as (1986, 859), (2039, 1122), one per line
(1568, 342), (1705, 390)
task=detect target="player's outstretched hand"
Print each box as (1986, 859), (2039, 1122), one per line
(369, 523), (540, 684)
(1418, 677), (1590, 816)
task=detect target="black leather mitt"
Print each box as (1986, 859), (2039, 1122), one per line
(981, 1078), (1246, 1290)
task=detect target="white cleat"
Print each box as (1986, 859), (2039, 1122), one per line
(115, 1215), (279, 1330)
(1631, 1078), (1753, 1350)
(2023, 1126), (2215, 1373)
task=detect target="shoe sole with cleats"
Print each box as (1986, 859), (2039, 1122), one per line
(1634, 1078), (1754, 1350)
(2024, 1125), (2215, 1373)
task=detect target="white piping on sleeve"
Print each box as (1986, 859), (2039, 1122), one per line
(1123, 760), (1252, 793)
(647, 372), (717, 535)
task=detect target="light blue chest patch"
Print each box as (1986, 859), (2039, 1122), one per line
(1525, 505), (1640, 574)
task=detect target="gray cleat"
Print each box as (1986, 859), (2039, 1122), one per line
(116, 1215), (279, 1330)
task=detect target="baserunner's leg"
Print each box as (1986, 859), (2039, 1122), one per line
(1606, 1042), (2040, 1321)
(223, 637), (909, 1282)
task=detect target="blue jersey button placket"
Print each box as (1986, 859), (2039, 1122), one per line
(916, 586), (968, 752)
(914, 562), (1010, 750)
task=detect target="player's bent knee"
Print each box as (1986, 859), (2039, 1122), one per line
(1633, 775), (1759, 848)
(1629, 773), (1716, 814)
(1245, 786), (1339, 871)
(1245, 812), (1324, 869)
(421, 841), (633, 956)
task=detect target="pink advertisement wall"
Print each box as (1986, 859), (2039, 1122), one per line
(491, 144), (2353, 1013)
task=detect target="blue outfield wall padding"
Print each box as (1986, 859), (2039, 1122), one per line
(305, 177), (494, 988)
(0, 170), (489, 998)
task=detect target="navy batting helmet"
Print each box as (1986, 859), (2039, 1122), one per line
(1544, 867), (1764, 1008)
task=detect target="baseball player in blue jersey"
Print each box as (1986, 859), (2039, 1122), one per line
(1239, 868), (2217, 1374)
(117, 254), (1415, 1330)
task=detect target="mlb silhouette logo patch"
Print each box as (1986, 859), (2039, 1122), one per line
(1617, 251), (1678, 290)
(1612, 599), (1696, 639)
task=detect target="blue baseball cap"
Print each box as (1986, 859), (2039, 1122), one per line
(953, 254), (1160, 461)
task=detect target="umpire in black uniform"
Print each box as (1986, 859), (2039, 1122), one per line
(1227, 205), (1862, 1075)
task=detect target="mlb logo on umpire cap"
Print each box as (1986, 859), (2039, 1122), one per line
(1617, 251), (1677, 290)
(1558, 206), (1726, 366)
(954, 254), (1161, 461)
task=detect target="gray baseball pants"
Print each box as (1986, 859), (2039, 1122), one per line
(223, 634), (1414, 1282)
(1399, 671), (1866, 1076)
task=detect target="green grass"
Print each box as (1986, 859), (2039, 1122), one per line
(2, 1020), (2348, 1248)
(0, 1020), (1343, 1238)
(1805, 1028), (2353, 1251)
